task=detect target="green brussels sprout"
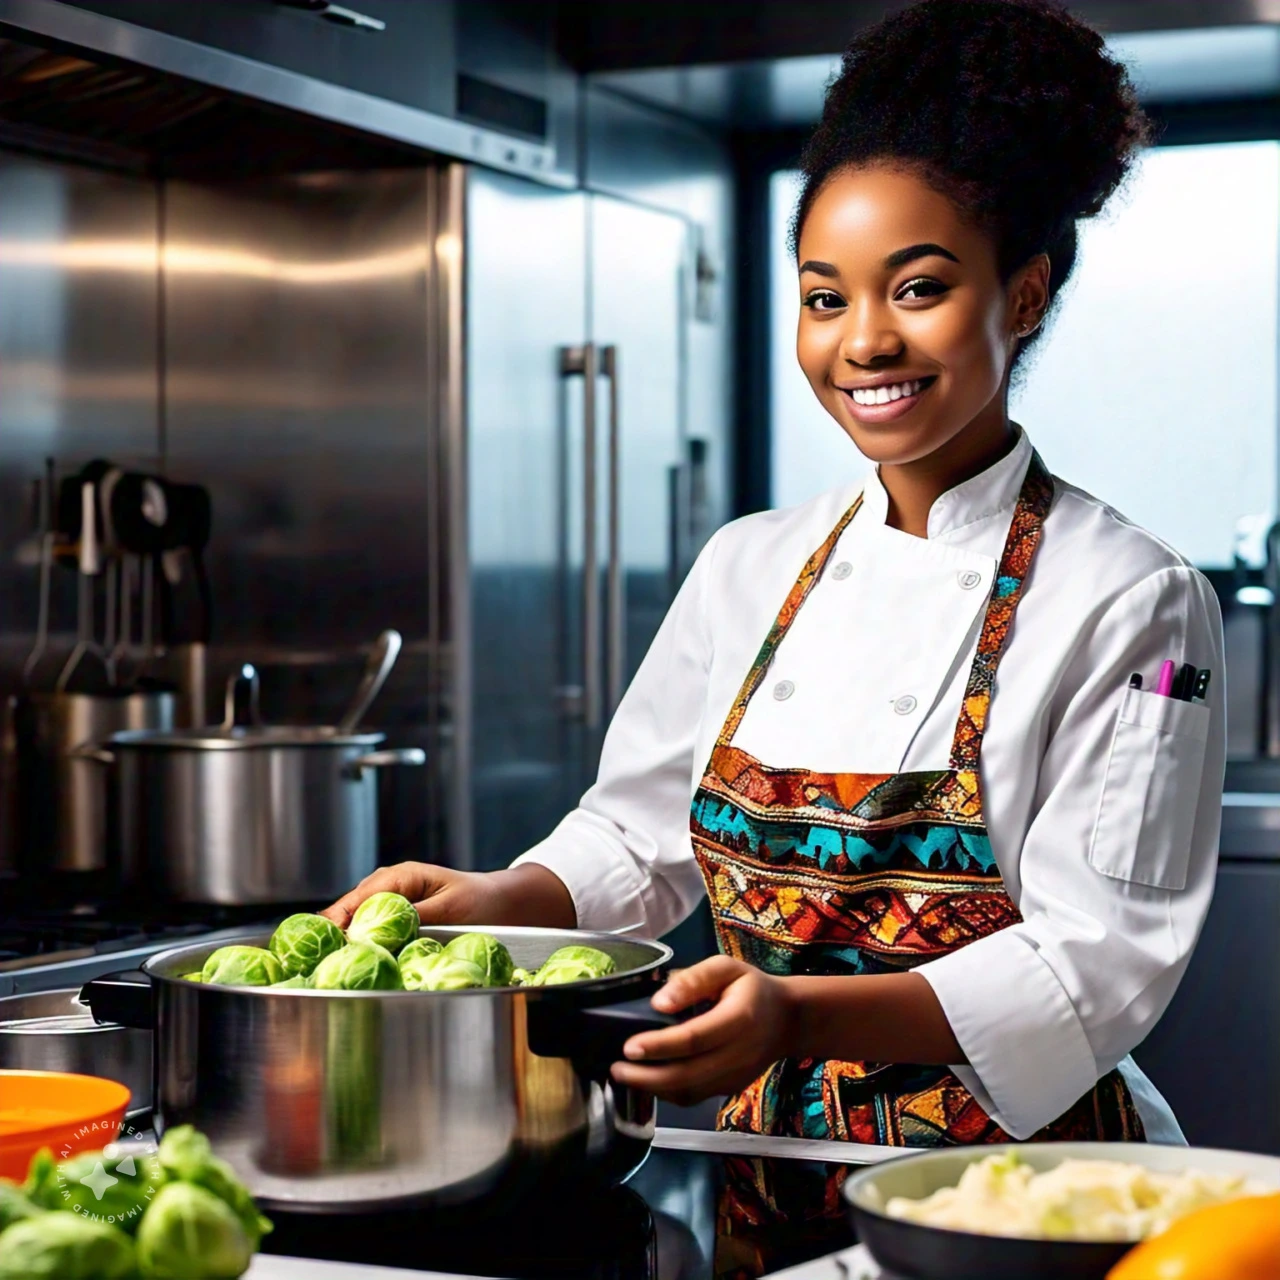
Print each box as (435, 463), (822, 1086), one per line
(399, 951), (486, 991)
(201, 945), (283, 987)
(0, 1212), (136, 1280)
(527, 944), (617, 986)
(180, 972), (203, 982)
(27, 1144), (163, 1232)
(396, 936), (443, 971)
(268, 913), (346, 978)
(156, 1125), (272, 1249)
(346, 891), (419, 955)
(310, 942), (403, 991)
(270, 974), (311, 989)
(0, 1179), (41, 1232)
(134, 1181), (251, 1279)
(511, 967), (533, 986)
(442, 933), (514, 987)
(22, 1149), (57, 1207)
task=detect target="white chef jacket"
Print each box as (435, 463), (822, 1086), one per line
(514, 430), (1226, 1141)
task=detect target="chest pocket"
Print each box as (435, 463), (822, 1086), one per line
(1089, 686), (1210, 890)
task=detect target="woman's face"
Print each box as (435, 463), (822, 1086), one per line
(795, 164), (1047, 467)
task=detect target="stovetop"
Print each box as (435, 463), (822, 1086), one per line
(258, 1143), (865, 1280)
(0, 879), (307, 971)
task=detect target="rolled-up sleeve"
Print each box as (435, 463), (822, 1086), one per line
(510, 530), (721, 937)
(918, 565), (1226, 1138)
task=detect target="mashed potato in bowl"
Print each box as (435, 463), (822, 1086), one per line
(881, 1152), (1272, 1242)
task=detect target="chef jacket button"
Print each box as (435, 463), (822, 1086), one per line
(957, 569), (983, 590)
(893, 694), (918, 715)
(773, 680), (795, 701)
(830, 561), (853, 581)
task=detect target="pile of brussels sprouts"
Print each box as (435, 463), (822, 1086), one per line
(0, 1125), (271, 1279)
(189, 891), (618, 991)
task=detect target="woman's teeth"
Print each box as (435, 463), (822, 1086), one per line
(850, 378), (927, 405)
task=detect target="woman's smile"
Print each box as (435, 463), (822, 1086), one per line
(837, 374), (938, 424)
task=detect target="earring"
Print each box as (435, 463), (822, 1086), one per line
(1017, 318), (1040, 337)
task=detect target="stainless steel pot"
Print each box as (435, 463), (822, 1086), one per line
(0, 988), (152, 1114)
(83, 927), (677, 1212)
(13, 688), (176, 872)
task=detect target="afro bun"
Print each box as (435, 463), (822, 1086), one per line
(794, 0), (1154, 358)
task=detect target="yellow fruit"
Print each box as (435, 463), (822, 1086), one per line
(1107, 1193), (1280, 1280)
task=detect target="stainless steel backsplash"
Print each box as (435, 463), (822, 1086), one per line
(0, 154), (454, 871)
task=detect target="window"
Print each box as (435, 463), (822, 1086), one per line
(769, 142), (1280, 568)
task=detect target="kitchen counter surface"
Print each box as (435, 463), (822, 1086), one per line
(253, 1125), (896, 1279)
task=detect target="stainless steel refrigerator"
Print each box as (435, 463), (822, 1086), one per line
(454, 166), (703, 872)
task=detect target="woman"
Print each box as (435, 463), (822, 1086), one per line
(327, 0), (1224, 1149)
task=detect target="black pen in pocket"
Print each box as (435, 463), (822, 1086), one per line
(1172, 662), (1197, 701)
(1191, 668), (1211, 704)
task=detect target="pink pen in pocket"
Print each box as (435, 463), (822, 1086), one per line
(1155, 659), (1175, 697)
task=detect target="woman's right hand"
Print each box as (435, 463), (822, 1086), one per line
(320, 862), (577, 932)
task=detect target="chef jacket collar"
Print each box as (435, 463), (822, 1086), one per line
(858, 427), (1033, 542)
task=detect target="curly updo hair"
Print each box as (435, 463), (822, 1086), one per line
(794, 0), (1154, 365)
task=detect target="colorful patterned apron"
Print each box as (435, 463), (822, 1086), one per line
(690, 451), (1144, 1148)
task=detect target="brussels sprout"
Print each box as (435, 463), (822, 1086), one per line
(0, 1212), (136, 1280)
(396, 936), (443, 971)
(22, 1149), (57, 1208)
(270, 974), (311, 989)
(0, 1180), (41, 1232)
(134, 1181), (251, 1280)
(442, 933), (514, 987)
(310, 942), (403, 991)
(346, 891), (419, 955)
(180, 972), (203, 982)
(156, 1125), (272, 1249)
(400, 951), (486, 991)
(201, 945), (283, 987)
(511, 967), (533, 986)
(268, 913), (346, 978)
(29, 1145), (162, 1232)
(527, 944), (617, 986)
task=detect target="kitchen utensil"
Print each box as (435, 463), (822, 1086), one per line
(14, 687), (176, 873)
(0, 989), (151, 1115)
(842, 1141), (1280, 1280)
(83, 925), (680, 1212)
(337, 629), (402, 733)
(0, 1069), (130, 1180)
(55, 480), (106, 692)
(73, 667), (425, 902)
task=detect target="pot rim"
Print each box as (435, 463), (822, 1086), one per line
(142, 924), (673, 996)
(107, 727), (386, 750)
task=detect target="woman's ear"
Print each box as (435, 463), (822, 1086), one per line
(1010, 252), (1052, 338)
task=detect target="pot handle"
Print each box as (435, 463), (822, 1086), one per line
(81, 969), (154, 1029)
(68, 742), (115, 765)
(529, 994), (712, 1070)
(347, 747), (427, 777)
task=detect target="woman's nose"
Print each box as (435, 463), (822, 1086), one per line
(838, 300), (904, 366)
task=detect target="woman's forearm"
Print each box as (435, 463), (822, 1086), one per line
(787, 972), (965, 1065)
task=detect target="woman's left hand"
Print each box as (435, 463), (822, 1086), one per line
(610, 956), (797, 1105)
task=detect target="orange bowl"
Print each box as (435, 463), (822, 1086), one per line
(0, 1069), (130, 1181)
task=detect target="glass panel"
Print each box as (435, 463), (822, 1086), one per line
(769, 143), (1280, 568)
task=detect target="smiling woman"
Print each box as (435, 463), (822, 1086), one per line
(324, 0), (1225, 1184)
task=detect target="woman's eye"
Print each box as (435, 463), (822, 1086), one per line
(896, 277), (949, 301)
(802, 289), (845, 311)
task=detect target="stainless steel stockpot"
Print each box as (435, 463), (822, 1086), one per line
(77, 725), (424, 904)
(0, 988), (152, 1114)
(83, 926), (676, 1212)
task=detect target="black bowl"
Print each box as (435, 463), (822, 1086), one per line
(842, 1141), (1280, 1280)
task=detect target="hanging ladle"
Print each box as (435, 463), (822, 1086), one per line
(337, 629), (403, 734)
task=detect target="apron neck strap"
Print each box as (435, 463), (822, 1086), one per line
(716, 448), (1055, 760)
(948, 448), (1054, 770)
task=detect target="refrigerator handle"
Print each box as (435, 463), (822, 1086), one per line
(558, 344), (603, 730)
(601, 345), (624, 715)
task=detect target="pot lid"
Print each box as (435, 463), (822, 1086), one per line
(108, 725), (385, 750)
